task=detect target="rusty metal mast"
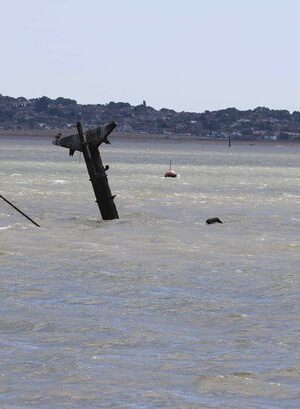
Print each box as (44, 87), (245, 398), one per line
(53, 121), (119, 220)
(76, 122), (118, 220)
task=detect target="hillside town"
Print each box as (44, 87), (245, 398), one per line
(1, 93), (300, 141)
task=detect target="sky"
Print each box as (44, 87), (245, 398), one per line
(1, 0), (300, 112)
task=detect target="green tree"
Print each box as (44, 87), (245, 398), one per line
(35, 96), (51, 112)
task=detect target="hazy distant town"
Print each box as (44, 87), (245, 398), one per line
(1, 93), (300, 141)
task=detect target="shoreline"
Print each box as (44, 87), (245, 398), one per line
(0, 129), (299, 146)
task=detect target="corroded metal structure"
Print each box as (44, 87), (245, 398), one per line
(53, 121), (119, 220)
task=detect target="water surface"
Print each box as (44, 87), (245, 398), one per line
(0, 137), (300, 408)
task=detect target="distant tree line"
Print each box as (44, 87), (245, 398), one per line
(0, 93), (300, 140)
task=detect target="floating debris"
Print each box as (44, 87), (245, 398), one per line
(206, 217), (223, 224)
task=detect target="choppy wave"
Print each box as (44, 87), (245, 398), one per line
(0, 138), (299, 408)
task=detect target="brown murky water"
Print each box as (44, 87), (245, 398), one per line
(1, 137), (300, 408)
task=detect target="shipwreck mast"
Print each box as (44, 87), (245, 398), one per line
(53, 121), (119, 221)
(76, 122), (118, 220)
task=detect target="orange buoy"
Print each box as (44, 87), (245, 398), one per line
(165, 160), (177, 178)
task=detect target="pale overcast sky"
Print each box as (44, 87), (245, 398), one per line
(1, 0), (300, 112)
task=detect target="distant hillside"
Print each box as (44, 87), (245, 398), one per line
(1, 94), (300, 141)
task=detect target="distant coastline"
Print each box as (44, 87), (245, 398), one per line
(0, 129), (203, 142)
(1, 94), (300, 142)
(1, 129), (299, 146)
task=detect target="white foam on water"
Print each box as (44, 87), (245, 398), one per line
(52, 179), (67, 184)
(1, 138), (300, 408)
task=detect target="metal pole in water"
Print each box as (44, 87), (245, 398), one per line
(0, 194), (40, 227)
(76, 122), (119, 220)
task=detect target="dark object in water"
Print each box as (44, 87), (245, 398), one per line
(165, 160), (177, 178)
(53, 122), (119, 220)
(0, 194), (40, 227)
(206, 217), (223, 224)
